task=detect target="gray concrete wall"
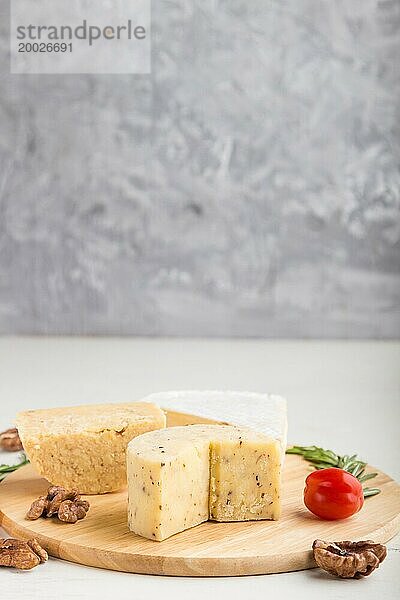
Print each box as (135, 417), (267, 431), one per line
(0, 0), (399, 337)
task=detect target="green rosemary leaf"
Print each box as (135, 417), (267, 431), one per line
(302, 453), (338, 466)
(348, 463), (366, 479)
(313, 461), (339, 469)
(286, 446), (310, 455)
(358, 472), (378, 483)
(0, 453), (29, 482)
(286, 444), (380, 497)
(363, 488), (381, 498)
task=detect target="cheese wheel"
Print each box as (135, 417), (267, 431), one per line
(17, 402), (166, 494)
(127, 424), (283, 541)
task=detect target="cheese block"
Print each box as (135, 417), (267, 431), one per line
(209, 430), (281, 521)
(127, 424), (282, 541)
(16, 402), (166, 494)
(143, 390), (287, 451)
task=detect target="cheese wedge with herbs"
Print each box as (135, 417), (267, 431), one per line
(17, 402), (166, 494)
(127, 424), (283, 541)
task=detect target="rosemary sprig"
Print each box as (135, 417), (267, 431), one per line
(286, 445), (380, 498)
(0, 452), (29, 482)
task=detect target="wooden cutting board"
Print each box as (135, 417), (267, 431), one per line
(1, 410), (399, 576)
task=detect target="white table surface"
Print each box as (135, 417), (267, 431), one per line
(0, 337), (399, 599)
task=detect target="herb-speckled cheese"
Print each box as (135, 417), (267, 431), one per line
(17, 402), (166, 494)
(127, 424), (283, 541)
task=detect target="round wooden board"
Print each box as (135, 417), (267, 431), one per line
(1, 411), (400, 577)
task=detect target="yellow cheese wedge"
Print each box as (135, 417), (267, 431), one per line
(17, 402), (166, 494)
(127, 424), (282, 540)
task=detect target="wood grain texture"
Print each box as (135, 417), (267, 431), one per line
(0, 410), (399, 577)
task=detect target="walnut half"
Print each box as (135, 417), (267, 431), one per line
(0, 538), (48, 570)
(313, 539), (387, 579)
(26, 485), (90, 523)
(0, 428), (23, 452)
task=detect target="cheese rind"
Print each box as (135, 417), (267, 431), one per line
(128, 432), (210, 541)
(127, 424), (283, 541)
(144, 390), (287, 451)
(16, 402), (166, 494)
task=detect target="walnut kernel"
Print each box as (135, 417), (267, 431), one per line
(0, 538), (47, 570)
(313, 539), (387, 578)
(0, 428), (23, 452)
(58, 499), (90, 523)
(26, 495), (49, 520)
(27, 485), (89, 523)
(46, 488), (79, 517)
(27, 538), (48, 563)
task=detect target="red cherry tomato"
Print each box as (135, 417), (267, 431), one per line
(304, 467), (364, 520)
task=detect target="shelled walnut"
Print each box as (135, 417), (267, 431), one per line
(0, 428), (23, 452)
(0, 538), (48, 570)
(58, 499), (90, 523)
(27, 485), (90, 523)
(313, 539), (387, 578)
